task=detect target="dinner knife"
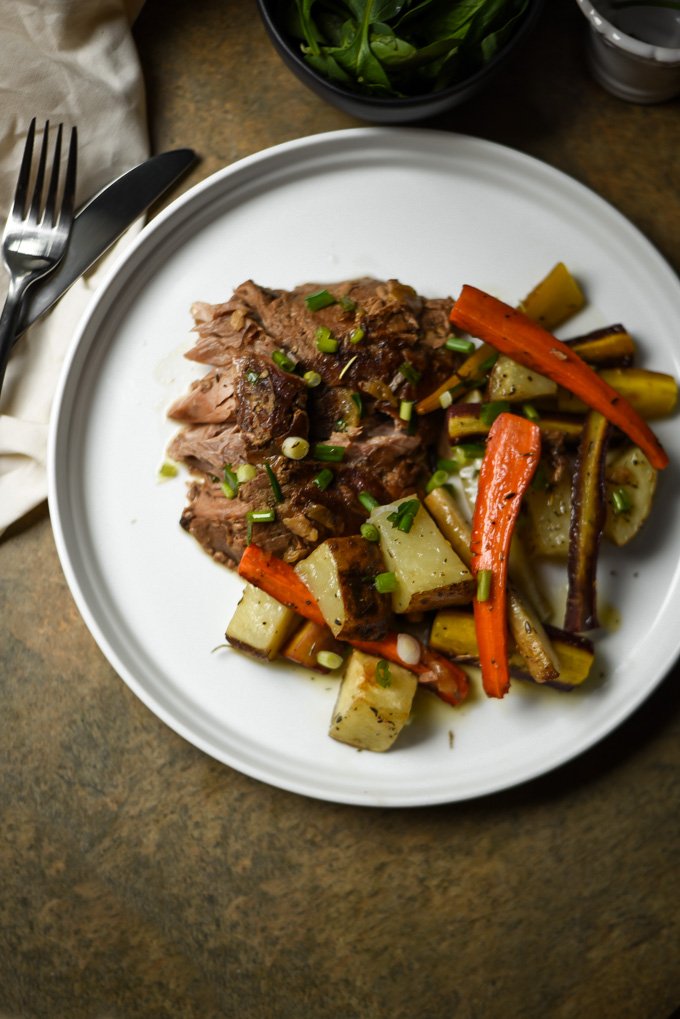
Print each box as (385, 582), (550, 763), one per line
(15, 147), (198, 339)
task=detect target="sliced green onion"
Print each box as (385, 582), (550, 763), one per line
(387, 498), (420, 533)
(399, 361), (422, 385)
(305, 288), (336, 311)
(436, 457), (458, 472)
(338, 354), (358, 380)
(281, 436), (310, 460)
(312, 443), (345, 462)
(349, 327), (365, 344)
(375, 659), (392, 687)
(399, 400), (414, 422)
(264, 463), (284, 503)
(611, 487), (632, 514)
(457, 442), (487, 460)
(158, 461), (178, 479)
(478, 352), (499, 373)
(351, 392), (363, 416)
(426, 469), (449, 494)
(338, 295), (356, 312)
(439, 390), (453, 409)
(316, 326), (338, 354)
(272, 349), (296, 372)
(522, 403), (540, 421)
(334, 418), (347, 433)
(313, 468), (334, 491)
(236, 463), (257, 483)
(246, 508), (276, 544)
(245, 369), (260, 384)
(317, 650), (344, 671)
(479, 400), (511, 427)
(375, 572), (397, 594)
(360, 523), (379, 542)
(303, 370), (322, 388)
(445, 335), (475, 354)
(358, 491), (379, 512)
(222, 464), (239, 498)
(476, 569), (493, 602)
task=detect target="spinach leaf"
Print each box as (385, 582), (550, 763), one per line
(288, 0), (531, 97)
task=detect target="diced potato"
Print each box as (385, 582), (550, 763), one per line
(487, 354), (557, 402)
(369, 497), (475, 613)
(523, 470), (572, 560)
(226, 583), (299, 660)
(329, 650), (418, 752)
(295, 535), (392, 641)
(604, 445), (657, 546)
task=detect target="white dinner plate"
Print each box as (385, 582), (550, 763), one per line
(49, 128), (680, 807)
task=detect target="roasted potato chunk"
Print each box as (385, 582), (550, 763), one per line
(369, 497), (474, 613)
(226, 583), (299, 660)
(604, 445), (657, 547)
(329, 650), (418, 752)
(295, 536), (392, 641)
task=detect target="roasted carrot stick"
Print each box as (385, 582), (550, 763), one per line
(449, 285), (669, 470)
(238, 545), (469, 706)
(470, 412), (541, 698)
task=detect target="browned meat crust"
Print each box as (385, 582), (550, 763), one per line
(168, 277), (462, 567)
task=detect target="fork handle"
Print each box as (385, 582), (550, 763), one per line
(0, 275), (32, 397)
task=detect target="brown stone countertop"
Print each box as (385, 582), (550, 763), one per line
(1, 1), (679, 1016)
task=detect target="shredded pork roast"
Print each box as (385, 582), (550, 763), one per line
(167, 277), (464, 566)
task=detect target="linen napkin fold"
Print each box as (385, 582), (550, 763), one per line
(0, 0), (149, 535)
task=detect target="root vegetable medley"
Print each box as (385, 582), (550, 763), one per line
(167, 266), (676, 753)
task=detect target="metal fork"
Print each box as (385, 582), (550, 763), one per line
(0, 118), (77, 394)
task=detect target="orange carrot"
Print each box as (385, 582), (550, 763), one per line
(238, 544), (469, 706)
(238, 544), (325, 626)
(449, 285), (669, 470)
(470, 412), (541, 699)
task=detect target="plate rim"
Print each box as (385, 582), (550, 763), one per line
(47, 126), (680, 807)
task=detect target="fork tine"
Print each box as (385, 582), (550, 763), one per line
(28, 120), (50, 223)
(57, 126), (78, 228)
(11, 117), (36, 220)
(43, 123), (63, 226)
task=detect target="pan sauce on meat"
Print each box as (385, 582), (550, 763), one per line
(167, 277), (463, 566)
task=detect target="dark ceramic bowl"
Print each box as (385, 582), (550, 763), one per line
(257, 0), (545, 123)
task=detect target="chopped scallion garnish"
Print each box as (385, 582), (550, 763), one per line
(236, 463), (257, 483)
(313, 468), (334, 491)
(522, 403), (540, 421)
(305, 288), (336, 311)
(399, 400), (414, 422)
(398, 361), (422, 385)
(478, 352), (499, 373)
(351, 392), (363, 416)
(316, 326), (338, 354)
(611, 487), (632, 514)
(476, 569), (493, 602)
(264, 463), (284, 503)
(245, 369), (260, 384)
(426, 469), (449, 493)
(360, 523), (379, 542)
(358, 491), (379, 512)
(246, 508), (276, 544)
(272, 349), (296, 372)
(317, 650), (344, 671)
(445, 335), (475, 354)
(375, 659), (392, 687)
(303, 370), (322, 388)
(338, 295), (356, 312)
(479, 400), (511, 427)
(387, 498), (420, 533)
(222, 464), (239, 498)
(375, 572), (397, 594)
(312, 443), (345, 462)
(349, 327), (365, 344)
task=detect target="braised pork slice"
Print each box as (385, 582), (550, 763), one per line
(168, 277), (462, 568)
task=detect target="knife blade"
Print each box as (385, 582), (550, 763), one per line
(16, 147), (198, 339)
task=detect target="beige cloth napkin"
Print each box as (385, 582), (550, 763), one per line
(0, 0), (149, 535)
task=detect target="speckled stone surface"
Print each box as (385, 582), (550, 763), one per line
(1, 2), (679, 1017)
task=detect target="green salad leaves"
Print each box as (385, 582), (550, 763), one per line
(287, 0), (531, 98)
